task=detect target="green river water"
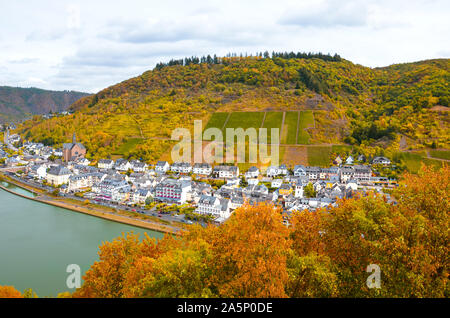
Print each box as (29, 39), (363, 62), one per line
(0, 181), (164, 297)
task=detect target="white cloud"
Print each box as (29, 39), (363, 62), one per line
(0, 0), (448, 93)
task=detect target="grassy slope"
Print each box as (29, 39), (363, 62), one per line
(262, 111), (283, 144)
(297, 110), (315, 144)
(204, 112), (229, 130)
(308, 146), (332, 167)
(395, 152), (443, 173)
(429, 150), (450, 160)
(282, 111), (299, 145)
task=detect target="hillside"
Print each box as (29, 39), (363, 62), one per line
(15, 54), (449, 166)
(0, 86), (90, 123)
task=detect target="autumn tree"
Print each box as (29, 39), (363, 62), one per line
(205, 203), (291, 298)
(0, 285), (23, 298)
(73, 233), (144, 298)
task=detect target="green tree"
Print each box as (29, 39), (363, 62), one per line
(304, 183), (316, 198)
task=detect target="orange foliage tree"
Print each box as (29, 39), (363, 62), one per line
(0, 286), (23, 298)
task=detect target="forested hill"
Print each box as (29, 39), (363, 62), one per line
(0, 86), (90, 123)
(16, 53), (449, 163)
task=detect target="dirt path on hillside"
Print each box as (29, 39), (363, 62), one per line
(131, 115), (144, 138)
(280, 111), (286, 142)
(221, 112), (231, 131)
(260, 112), (267, 128)
(426, 151), (450, 162)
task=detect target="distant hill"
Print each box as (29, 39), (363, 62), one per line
(0, 86), (90, 123)
(15, 53), (449, 165)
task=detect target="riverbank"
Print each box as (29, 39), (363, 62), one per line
(0, 174), (182, 235)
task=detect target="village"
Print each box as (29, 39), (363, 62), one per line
(0, 129), (397, 225)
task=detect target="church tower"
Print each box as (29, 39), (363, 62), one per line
(63, 131), (86, 162)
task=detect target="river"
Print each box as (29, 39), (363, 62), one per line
(0, 181), (164, 297)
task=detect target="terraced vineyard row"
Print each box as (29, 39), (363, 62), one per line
(205, 110), (315, 145)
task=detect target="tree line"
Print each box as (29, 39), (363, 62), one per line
(154, 51), (342, 70)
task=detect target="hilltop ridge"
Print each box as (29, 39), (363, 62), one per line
(15, 53), (449, 164)
(0, 86), (90, 123)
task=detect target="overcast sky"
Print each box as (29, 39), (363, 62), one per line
(0, 0), (449, 93)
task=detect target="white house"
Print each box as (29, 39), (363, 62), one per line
(345, 156), (354, 165)
(193, 163), (212, 176)
(372, 156), (391, 165)
(266, 164), (288, 177)
(313, 180), (327, 192)
(112, 188), (130, 203)
(6, 155), (27, 166)
(131, 189), (152, 204)
(68, 174), (91, 192)
(130, 160), (148, 172)
(98, 159), (114, 169)
(195, 195), (231, 221)
(294, 184), (304, 198)
(53, 148), (63, 157)
(293, 165), (307, 177)
(213, 165), (239, 178)
(171, 162), (192, 174)
(155, 161), (170, 173)
(244, 166), (260, 179)
(226, 177), (240, 187)
(271, 178), (283, 188)
(28, 164), (47, 179)
(115, 159), (132, 172)
(76, 158), (91, 166)
(46, 165), (72, 186)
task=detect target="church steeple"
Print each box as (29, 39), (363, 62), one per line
(72, 132), (76, 144)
